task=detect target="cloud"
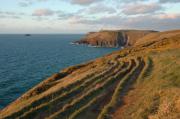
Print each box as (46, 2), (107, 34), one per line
(120, 0), (147, 3)
(0, 10), (25, 19)
(70, 0), (104, 5)
(18, 0), (49, 7)
(71, 13), (180, 31)
(32, 9), (55, 16)
(2, 0), (180, 33)
(85, 4), (116, 14)
(159, 0), (180, 3)
(0, 15), (21, 19)
(31, 9), (76, 21)
(18, 0), (33, 7)
(126, 13), (180, 30)
(122, 3), (163, 15)
(71, 15), (123, 26)
(56, 11), (74, 20)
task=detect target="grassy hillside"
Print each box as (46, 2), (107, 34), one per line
(0, 30), (179, 119)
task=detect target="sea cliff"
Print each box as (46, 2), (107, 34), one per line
(74, 30), (157, 47)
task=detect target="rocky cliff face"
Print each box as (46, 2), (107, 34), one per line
(74, 30), (157, 47)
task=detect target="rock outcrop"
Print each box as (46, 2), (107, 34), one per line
(74, 30), (157, 47)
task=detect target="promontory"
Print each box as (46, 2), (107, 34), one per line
(74, 30), (158, 47)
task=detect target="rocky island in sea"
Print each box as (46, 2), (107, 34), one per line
(0, 29), (180, 119)
(25, 34), (31, 36)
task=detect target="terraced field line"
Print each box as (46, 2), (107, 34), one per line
(3, 61), (118, 119)
(41, 61), (124, 118)
(3, 72), (98, 119)
(68, 90), (106, 119)
(136, 57), (152, 84)
(67, 61), (132, 119)
(47, 59), (135, 119)
(17, 60), (123, 118)
(97, 57), (145, 119)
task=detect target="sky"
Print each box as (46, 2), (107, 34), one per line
(0, 0), (180, 34)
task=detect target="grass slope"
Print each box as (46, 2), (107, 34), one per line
(0, 30), (179, 119)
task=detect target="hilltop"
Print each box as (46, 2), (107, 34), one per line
(0, 30), (180, 119)
(74, 30), (157, 47)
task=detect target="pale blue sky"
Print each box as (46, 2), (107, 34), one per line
(0, 0), (180, 33)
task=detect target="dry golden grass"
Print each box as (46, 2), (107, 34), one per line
(0, 30), (179, 119)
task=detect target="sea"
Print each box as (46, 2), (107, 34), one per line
(0, 34), (118, 109)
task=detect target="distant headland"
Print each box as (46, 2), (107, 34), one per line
(74, 30), (158, 48)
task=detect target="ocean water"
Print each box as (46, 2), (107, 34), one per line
(0, 34), (118, 109)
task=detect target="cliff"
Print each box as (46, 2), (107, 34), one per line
(74, 30), (157, 47)
(0, 30), (180, 119)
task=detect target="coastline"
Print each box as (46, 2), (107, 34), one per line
(70, 42), (123, 48)
(0, 30), (180, 119)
